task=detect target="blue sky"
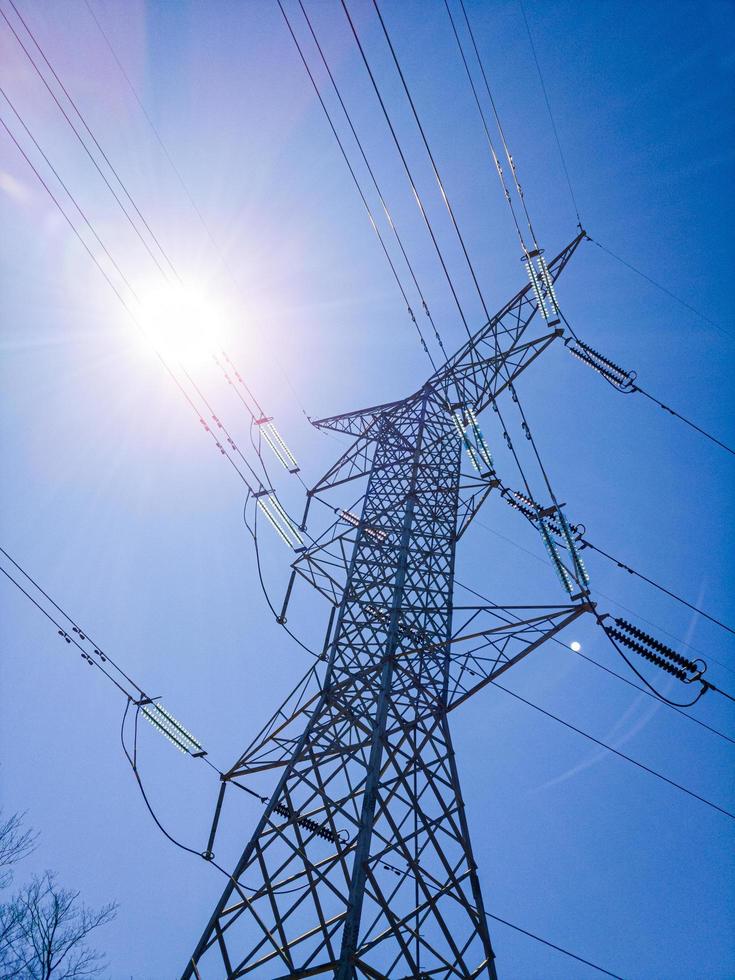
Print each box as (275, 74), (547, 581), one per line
(1, 1), (733, 977)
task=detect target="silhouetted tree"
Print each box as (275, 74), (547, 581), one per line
(0, 811), (116, 979)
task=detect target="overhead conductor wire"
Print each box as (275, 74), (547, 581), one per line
(4, 0), (307, 498)
(276, 0), (437, 369)
(0, 2), (322, 523)
(371, 0), (494, 323)
(290, 0), (449, 362)
(512, 0), (734, 454)
(339, 0), (476, 342)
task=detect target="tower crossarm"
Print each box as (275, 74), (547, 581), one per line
(427, 230), (585, 412)
(312, 231), (585, 443)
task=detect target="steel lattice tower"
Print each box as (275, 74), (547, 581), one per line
(184, 233), (590, 979)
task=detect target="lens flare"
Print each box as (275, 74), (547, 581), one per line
(136, 282), (229, 365)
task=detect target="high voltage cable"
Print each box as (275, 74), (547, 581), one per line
(0, 112), (257, 493)
(290, 0), (448, 362)
(455, 578), (735, 747)
(0, 3), (172, 281)
(371, 0), (493, 323)
(81, 0), (223, 275)
(588, 236), (733, 341)
(456, 0), (542, 251)
(0, 83), (134, 300)
(582, 540), (735, 637)
(383, 855), (624, 977)
(83, 0), (317, 424)
(338, 0), (474, 342)
(442, 0), (529, 254)
(485, 456), (733, 644)
(516, 0), (731, 342)
(275, 0), (437, 369)
(561, 314), (735, 457)
(1, 6), (317, 527)
(3, 0), (305, 498)
(484, 911), (623, 979)
(517, 0), (581, 227)
(491, 681), (735, 820)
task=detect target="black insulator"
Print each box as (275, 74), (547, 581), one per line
(606, 627), (687, 681)
(569, 347), (630, 388)
(614, 619), (697, 673)
(576, 339), (631, 379)
(272, 802), (340, 844)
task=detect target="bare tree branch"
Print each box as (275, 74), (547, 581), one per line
(0, 810), (38, 889)
(0, 871), (116, 979)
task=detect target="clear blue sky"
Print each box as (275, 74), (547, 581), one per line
(1, 1), (733, 978)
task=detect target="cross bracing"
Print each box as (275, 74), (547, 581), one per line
(184, 234), (590, 978)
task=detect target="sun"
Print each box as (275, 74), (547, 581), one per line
(135, 281), (230, 366)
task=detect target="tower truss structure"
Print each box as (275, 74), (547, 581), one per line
(184, 232), (590, 979)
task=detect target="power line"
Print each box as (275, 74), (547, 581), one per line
(338, 0), (475, 341)
(4, 0), (306, 500)
(588, 236), (732, 340)
(293, 0), (448, 361)
(582, 540), (735, 637)
(472, 514), (735, 677)
(492, 680), (735, 820)
(443, 0), (529, 254)
(372, 0), (493, 322)
(0, 2), (173, 280)
(276, 0), (437, 369)
(455, 0), (542, 251)
(83, 0), (317, 424)
(455, 578), (735, 747)
(633, 383), (735, 458)
(485, 910), (623, 979)
(518, 0), (582, 226)
(0, 110), (257, 492)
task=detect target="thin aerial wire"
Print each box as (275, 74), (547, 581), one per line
(276, 0), (436, 369)
(442, 0), (528, 253)
(6, 0), (178, 277)
(588, 236), (732, 340)
(0, 564), (131, 701)
(83, 0), (316, 422)
(454, 578), (735, 747)
(467, 519), (735, 677)
(386, 851), (625, 977)
(81, 0), (222, 268)
(582, 540), (735, 637)
(633, 384), (735, 458)
(0, 545), (143, 695)
(0, 114), (257, 491)
(492, 680), (735, 820)
(517, 0), (582, 226)
(0, 4), (172, 280)
(372, 0), (493, 321)
(338, 0), (475, 341)
(485, 910), (623, 979)
(457, 0), (543, 249)
(294, 0), (448, 360)
(6, 0), (304, 489)
(0, 83), (138, 302)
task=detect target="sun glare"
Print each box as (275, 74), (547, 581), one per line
(136, 282), (229, 366)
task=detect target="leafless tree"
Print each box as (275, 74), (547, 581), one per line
(0, 811), (116, 979)
(1, 872), (117, 979)
(0, 810), (38, 889)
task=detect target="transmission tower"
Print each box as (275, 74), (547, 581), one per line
(184, 231), (590, 979)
